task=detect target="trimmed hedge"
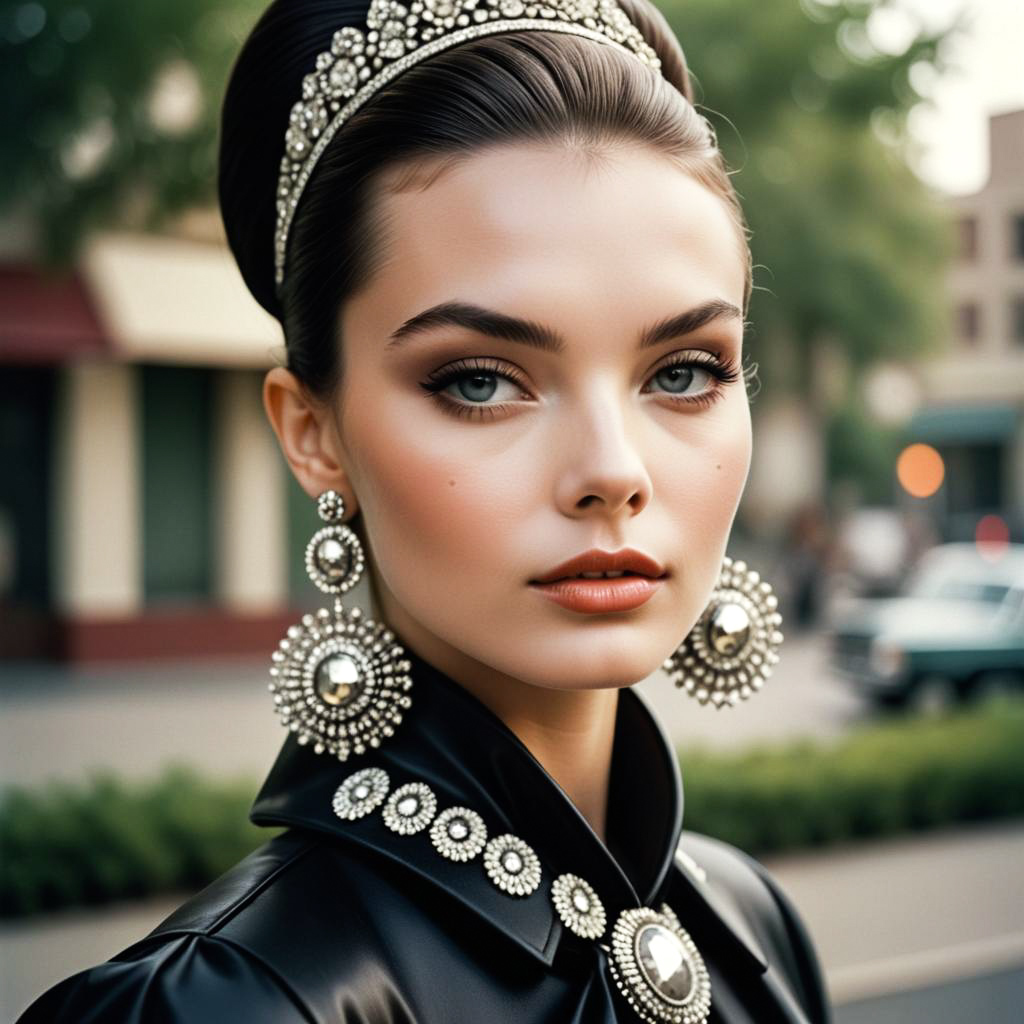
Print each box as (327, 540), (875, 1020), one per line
(0, 767), (272, 918)
(2, 696), (1023, 918)
(681, 693), (1024, 854)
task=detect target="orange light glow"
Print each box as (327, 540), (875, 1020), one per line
(976, 515), (1010, 562)
(896, 443), (944, 498)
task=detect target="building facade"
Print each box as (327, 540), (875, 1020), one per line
(908, 109), (1024, 541)
(1, 233), (335, 661)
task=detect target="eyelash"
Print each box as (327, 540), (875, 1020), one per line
(417, 352), (742, 422)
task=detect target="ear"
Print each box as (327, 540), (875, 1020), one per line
(262, 366), (359, 515)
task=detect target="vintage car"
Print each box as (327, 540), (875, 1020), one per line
(829, 542), (1024, 709)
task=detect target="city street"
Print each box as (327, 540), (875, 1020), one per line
(763, 822), (1024, 1022)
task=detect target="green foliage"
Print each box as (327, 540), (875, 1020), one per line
(1, 0), (264, 259)
(826, 396), (902, 503)
(681, 693), (1024, 855)
(659, 0), (957, 394)
(3, 697), (1023, 918)
(0, 766), (272, 918)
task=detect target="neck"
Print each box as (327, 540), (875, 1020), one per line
(378, 594), (620, 842)
(459, 671), (620, 844)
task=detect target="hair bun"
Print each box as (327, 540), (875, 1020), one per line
(220, 1), (367, 318)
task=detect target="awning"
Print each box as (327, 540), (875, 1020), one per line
(81, 232), (284, 368)
(908, 404), (1019, 444)
(0, 264), (109, 364)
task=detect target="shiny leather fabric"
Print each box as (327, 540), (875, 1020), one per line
(18, 645), (832, 1023)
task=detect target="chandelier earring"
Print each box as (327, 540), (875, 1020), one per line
(268, 489), (413, 759)
(664, 556), (783, 709)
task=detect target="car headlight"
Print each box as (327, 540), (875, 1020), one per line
(869, 638), (905, 679)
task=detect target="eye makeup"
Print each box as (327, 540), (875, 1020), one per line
(417, 349), (741, 422)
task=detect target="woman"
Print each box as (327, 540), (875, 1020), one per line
(19, 0), (831, 1020)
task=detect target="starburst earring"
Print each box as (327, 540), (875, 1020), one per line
(664, 556), (783, 708)
(268, 489), (413, 758)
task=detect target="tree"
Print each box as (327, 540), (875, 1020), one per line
(659, 0), (957, 398)
(1, 0), (263, 259)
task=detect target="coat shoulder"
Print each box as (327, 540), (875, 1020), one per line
(15, 830), (403, 1024)
(677, 829), (833, 1024)
(15, 928), (310, 1024)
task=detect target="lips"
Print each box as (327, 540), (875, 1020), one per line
(530, 548), (667, 584)
(529, 576), (664, 613)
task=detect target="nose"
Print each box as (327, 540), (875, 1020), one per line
(554, 388), (653, 521)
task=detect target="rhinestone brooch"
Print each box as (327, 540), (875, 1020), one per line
(429, 806), (488, 862)
(483, 834), (542, 897)
(551, 872), (607, 939)
(382, 781), (438, 835)
(332, 766), (390, 820)
(605, 904), (712, 1024)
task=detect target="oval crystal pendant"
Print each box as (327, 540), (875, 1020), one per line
(606, 904), (711, 1024)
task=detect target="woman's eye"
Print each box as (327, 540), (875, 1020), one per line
(646, 363), (714, 397)
(442, 371), (522, 405)
(643, 353), (740, 405)
(418, 358), (530, 421)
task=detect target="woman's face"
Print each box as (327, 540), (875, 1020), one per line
(333, 143), (750, 691)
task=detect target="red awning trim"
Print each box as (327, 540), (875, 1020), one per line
(0, 263), (110, 364)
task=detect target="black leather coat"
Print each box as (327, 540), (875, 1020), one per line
(18, 645), (832, 1023)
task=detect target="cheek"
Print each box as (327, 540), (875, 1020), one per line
(661, 400), (752, 535)
(341, 391), (526, 597)
(656, 399), (752, 618)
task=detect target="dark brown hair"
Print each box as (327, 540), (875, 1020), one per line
(219, 0), (750, 403)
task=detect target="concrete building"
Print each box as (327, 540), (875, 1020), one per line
(908, 109), (1024, 540)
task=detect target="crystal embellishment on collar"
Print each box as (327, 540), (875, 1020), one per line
(274, 0), (662, 287)
(551, 873), (606, 939)
(382, 780), (437, 834)
(430, 805), (489, 861)
(329, 766), (712, 1023)
(484, 834), (543, 896)
(550, 875), (711, 1023)
(332, 766), (390, 819)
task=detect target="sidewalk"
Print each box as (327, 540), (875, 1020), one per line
(760, 820), (1024, 1010)
(3, 821), (1021, 1021)
(0, 656), (283, 787)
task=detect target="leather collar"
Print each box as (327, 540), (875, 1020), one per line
(250, 642), (768, 972)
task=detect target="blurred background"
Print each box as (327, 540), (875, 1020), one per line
(1, 0), (1022, 1020)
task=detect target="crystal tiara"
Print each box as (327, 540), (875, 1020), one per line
(273, 0), (662, 288)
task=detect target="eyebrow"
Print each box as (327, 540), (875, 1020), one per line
(385, 298), (742, 353)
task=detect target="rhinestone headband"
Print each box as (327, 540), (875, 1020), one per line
(274, 0), (662, 288)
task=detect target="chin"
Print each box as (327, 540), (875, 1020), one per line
(512, 640), (668, 691)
